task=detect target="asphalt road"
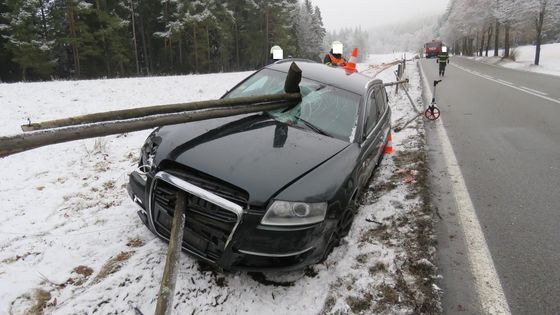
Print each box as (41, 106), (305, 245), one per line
(421, 57), (560, 314)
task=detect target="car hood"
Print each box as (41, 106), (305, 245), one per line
(153, 114), (350, 207)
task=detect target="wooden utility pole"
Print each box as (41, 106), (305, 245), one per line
(1, 62), (303, 158)
(154, 190), (187, 315)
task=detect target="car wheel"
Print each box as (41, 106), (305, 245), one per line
(320, 196), (359, 262)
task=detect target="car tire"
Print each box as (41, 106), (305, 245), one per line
(319, 195), (359, 262)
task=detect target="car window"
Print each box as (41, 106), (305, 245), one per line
(375, 86), (386, 116)
(226, 70), (285, 97)
(225, 69), (361, 142)
(365, 89), (378, 136)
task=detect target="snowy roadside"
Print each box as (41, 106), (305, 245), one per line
(466, 43), (560, 77)
(0, 58), (440, 314)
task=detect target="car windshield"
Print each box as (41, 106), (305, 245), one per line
(225, 69), (360, 142)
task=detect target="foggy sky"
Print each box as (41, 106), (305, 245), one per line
(312, 0), (450, 30)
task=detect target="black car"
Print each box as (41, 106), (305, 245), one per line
(127, 60), (392, 271)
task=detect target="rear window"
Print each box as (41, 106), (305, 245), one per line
(225, 69), (361, 142)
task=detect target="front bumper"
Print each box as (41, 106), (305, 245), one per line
(127, 170), (332, 271)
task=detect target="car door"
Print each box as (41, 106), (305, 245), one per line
(357, 85), (384, 189)
(374, 85), (391, 161)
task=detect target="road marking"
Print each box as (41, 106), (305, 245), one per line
(520, 86), (548, 96)
(496, 79), (514, 85)
(481, 75), (494, 79)
(452, 64), (560, 105)
(420, 61), (512, 315)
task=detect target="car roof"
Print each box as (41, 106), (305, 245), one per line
(265, 60), (380, 96)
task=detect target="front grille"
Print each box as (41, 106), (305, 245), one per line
(164, 166), (249, 206)
(151, 178), (239, 262)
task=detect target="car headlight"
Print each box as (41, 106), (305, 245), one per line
(261, 201), (327, 226)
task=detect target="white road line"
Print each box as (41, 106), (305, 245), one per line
(520, 86), (548, 96)
(452, 64), (560, 105)
(496, 79), (514, 85)
(419, 61), (512, 315)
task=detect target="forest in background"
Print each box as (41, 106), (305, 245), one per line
(439, 0), (560, 64)
(0, 0), (326, 82)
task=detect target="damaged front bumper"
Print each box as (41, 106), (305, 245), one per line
(127, 170), (332, 272)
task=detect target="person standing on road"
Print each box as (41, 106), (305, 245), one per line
(324, 41), (347, 67)
(437, 47), (449, 77)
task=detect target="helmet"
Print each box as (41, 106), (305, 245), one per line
(332, 41), (343, 54)
(270, 45), (283, 60)
(442, 46), (448, 53)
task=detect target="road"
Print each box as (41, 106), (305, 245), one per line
(421, 57), (560, 314)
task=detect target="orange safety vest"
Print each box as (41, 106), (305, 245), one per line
(327, 53), (347, 66)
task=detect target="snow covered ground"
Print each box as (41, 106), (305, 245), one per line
(0, 58), (439, 314)
(470, 43), (560, 77)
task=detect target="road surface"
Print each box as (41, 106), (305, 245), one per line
(421, 57), (560, 314)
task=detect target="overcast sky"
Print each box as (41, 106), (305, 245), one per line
(312, 0), (450, 30)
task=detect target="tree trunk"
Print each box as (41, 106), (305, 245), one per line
(265, 6), (269, 66)
(178, 34), (183, 66)
(206, 25), (211, 73)
(235, 22), (240, 70)
(534, 6), (545, 65)
(486, 25), (492, 57)
(95, 0), (111, 76)
(494, 20), (500, 57)
(479, 31), (485, 57)
(504, 23), (510, 58)
(139, 13), (150, 75)
(65, 0), (80, 77)
(193, 26), (198, 73)
(130, 0), (140, 75)
(38, 0), (48, 40)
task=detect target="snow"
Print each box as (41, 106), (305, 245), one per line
(0, 58), (438, 314)
(470, 43), (560, 77)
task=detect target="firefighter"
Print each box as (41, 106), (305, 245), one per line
(324, 41), (347, 67)
(436, 47), (449, 76)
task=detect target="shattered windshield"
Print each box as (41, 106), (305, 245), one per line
(225, 69), (360, 142)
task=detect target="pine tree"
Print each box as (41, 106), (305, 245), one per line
(2, 0), (56, 80)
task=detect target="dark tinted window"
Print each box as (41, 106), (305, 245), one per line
(375, 86), (387, 115)
(365, 89), (378, 135)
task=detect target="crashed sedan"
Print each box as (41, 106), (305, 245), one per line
(127, 60), (391, 271)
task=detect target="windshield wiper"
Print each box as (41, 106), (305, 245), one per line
(294, 116), (332, 137)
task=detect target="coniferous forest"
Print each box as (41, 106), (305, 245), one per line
(0, 0), (326, 82)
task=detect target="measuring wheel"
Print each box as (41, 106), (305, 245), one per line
(424, 105), (440, 120)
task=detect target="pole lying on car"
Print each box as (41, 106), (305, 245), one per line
(0, 63), (302, 158)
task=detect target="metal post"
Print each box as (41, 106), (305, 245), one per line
(155, 190), (187, 315)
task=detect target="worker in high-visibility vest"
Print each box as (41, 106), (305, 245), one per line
(436, 47), (449, 76)
(324, 41), (347, 67)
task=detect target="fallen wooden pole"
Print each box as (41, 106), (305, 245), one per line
(22, 62), (302, 132)
(1, 62), (303, 158)
(0, 102), (294, 158)
(154, 190), (187, 315)
(383, 78), (409, 87)
(21, 93), (301, 132)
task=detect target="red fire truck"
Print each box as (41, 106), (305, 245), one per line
(424, 40), (443, 58)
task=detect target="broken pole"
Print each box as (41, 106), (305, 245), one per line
(154, 190), (187, 315)
(21, 93), (301, 132)
(1, 102), (294, 158)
